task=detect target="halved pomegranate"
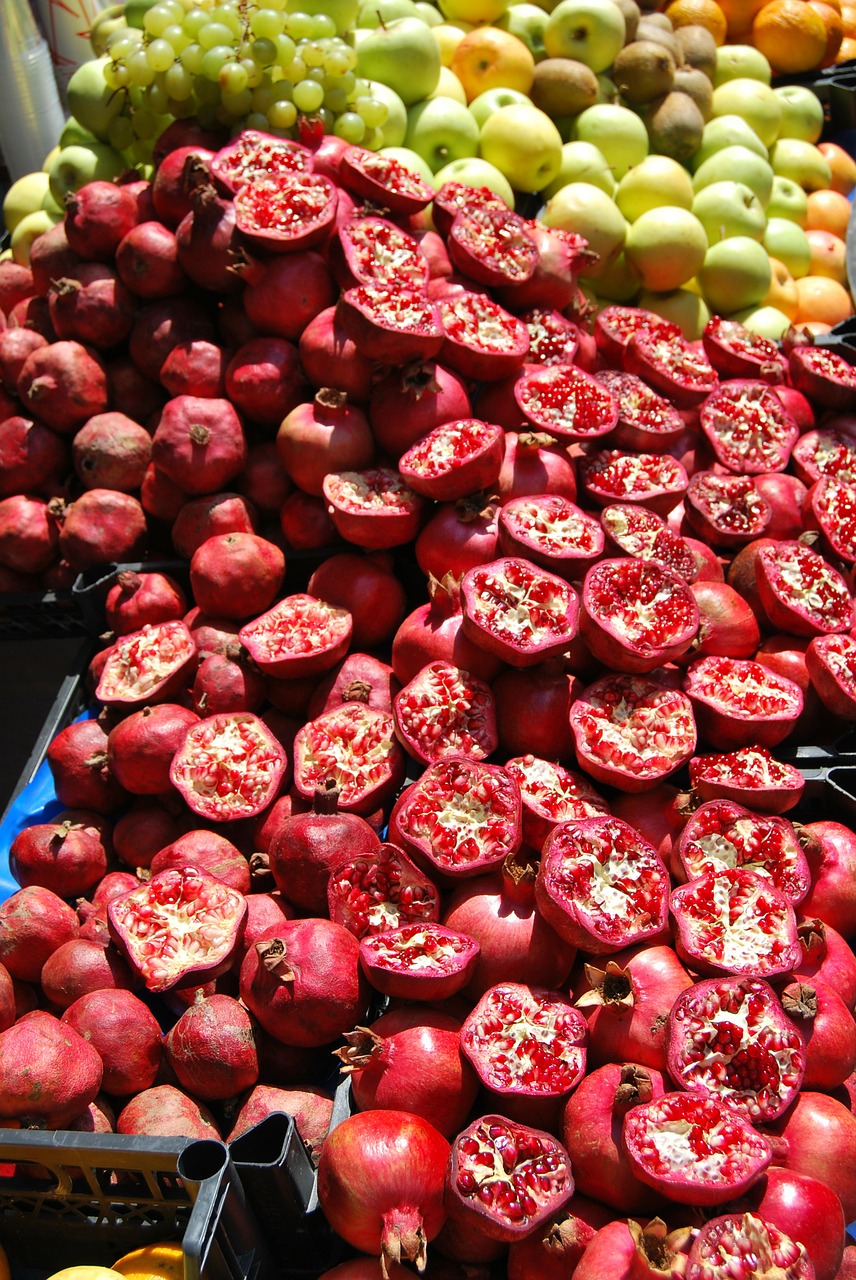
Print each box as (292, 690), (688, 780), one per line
(674, 799), (811, 904)
(338, 146), (434, 215)
(594, 305), (681, 367)
(682, 656), (804, 750)
(755, 540), (854, 637)
(600, 504), (699, 582)
(792, 423), (856, 487)
(233, 173), (338, 253)
(521, 308), (580, 366)
(239, 594), (352, 679)
(209, 130), (312, 193)
(96, 620), (197, 706)
(688, 745), (805, 815)
(579, 450), (688, 516)
(327, 841), (440, 938)
(169, 712), (286, 822)
(432, 181), (508, 237)
(788, 344), (856, 410)
(459, 556), (580, 668)
(594, 369), (685, 453)
(699, 380), (799, 474)
(438, 291), (530, 382)
(497, 494), (604, 580)
(579, 558), (699, 673)
(504, 755), (609, 851)
(514, 365), (618, 442)
(805, 631), (856, 718)
(569, 674), (697, 793)
(686, 1213), (813, 1280)
(392, 659), (497, 764)
(292, 703), (406, 816)
(448, 205), (538, 288)
(398, 419), (504, 502)
(337, 285), (445, 365)
(804, 475), (856, 564)
(624, 328), (719, 406)
(359, 921), (479, 1000)
(536, 815), (671, 954)
(328, 216), (429, 292)
(670, 867), (801, 979)
(683, 472), (773, 548)
(323, 466), (426, 549)
(702, 316), (786, 383)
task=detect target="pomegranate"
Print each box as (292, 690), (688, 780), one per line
(577, 943), (693, 1072)
(46, 718), (126, 814)
(39, 934), (134, 1009)
(671, 868), (802, 979)
(151, 395), (247, 496)
(460, 556), (580, 668)
(393, 660), (498, 765)
(164, 992), (258, 1101)
(9, 812), (109, 899)
(358, 922), (480, 1003)
(117, 1084), (221, 1140)
(104, 571), (187, 637)
(687, 1213), (814, 1280)
(327, 841), (440, 939)
(172, 492), (259, 559)
(292, 702), (407, 818)
(781, 978), (856, 1090)
(53, 488), (148, 570)
(0, 1010), (103, 1127)
(572, 1219), (692, 1280)
(169, 711), (286, 823)
(61, 987), (162, 1096)
(391, 573), (505, 687)
(18, 340), (109, 434)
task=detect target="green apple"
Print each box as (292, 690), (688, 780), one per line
(66, 57), (129, 143)
(48, 142), (127, 205)
(731, 303), (792, 341)
(415, 1), (443, 22)
(298, 0), (362, 32)
(769, 138), (833, 192)
(432, 156), (515, 205)
(439, 0), (510, 24)
(541, 139), (616, 198)
(364, 80), (409, 148)
(88, 4), (126, 55)
(358, 0), (419, 25)
(692, 181), (766, 243)
(592, 251), (642, 303)
(497, 3), (549, 60)
(405, 96), (480, 171)
(479, 102), (563, 192)
(763, 217), (811, 280)
(690, 115), (769, 172)
(713, 44), (772, 86)
(3, 171), (51, 234)
(378, 146), (436, 187)
(698, 235), (772, 314)
(624, 206), (708, 293)
(469, 86), (531, 129)
(59, 118), (101, 149)
(637, 287), (711, 340)
(10, 210), (59, 265)
(542, 180), (627, 277)
(544, 0), (625, 72)
(710, 79), (782, 149)
(774, 84), (824, 144)
(428, 67), (468, 104)
(356, 18), (442, 106)
(692, 145), (774, 208)
(766, 176), (808, 226)
(615, 155), (694, 222)
(571, 103), (648, 180)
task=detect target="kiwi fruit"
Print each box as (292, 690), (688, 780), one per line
(643, 11), (674, 30)
(635, 19), (682, 63)
(530, 58), (600, 118)
(646, 90), (705, 163)
(673, 66), (714, 119)
(610, 0), (640, 41)
(673, 24), (717, 77)
(613, 40), (676, 105)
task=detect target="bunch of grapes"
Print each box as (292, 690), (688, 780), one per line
(101, 0), (391, 159)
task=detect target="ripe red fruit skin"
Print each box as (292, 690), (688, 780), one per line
(46, 718), (127, 814)
(798, 821), (856, 938)
(227, 1084), (333, 1159)
(782, 978), (856, 1090)
(18, 340), (110, 435)
(105, 571), (188, 637)
(0, 1010), (104, 1127)
(107, 703), (200, 795)
(0, 886), (80, 982)
(117, 1084), (221, 1140)
(62, 988), (163, 1097)
(767, 1091), (856, 1225)
(742, 1167), (845, 1280)
(39, 935), (135, 1010)
(268, 781), (380, 915)
(307, 554), (407, 652)
(164, 993), (259, 1101)
(56, 488), (148, 570)
(172, 491), (258, 559)
(152, 395), (247, 496)
(9, 814), (110, 900)
(189, 531), (285, 621)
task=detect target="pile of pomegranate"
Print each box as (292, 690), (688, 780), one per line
(3, 119), (856, 1280)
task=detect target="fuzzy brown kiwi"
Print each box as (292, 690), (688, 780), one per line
(646, 89), (705, 162)
(530, 58), (600, 117)
(673, 65), (714, 119)
(635, 18), (682, 63)
(674, 23), (717, 76)
(611, 0), (641, 40)
(613, 40), (676, 104)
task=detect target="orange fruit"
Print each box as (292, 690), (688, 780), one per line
(805, 228), (848, 282)
(841, 3), (856, 33)
(794, 273), (855, 325)
(717, 0), (768, 37)
(665, 0), (729, 43)
(450, 26), (535, 101)
(837, 31), (856, 52)
(808, 0), (845, 61)
(804, 187), (853, 237)
(111, 1245), (184, 1280)
(752, 0), (829, 72)
(819, 141), (856, 194)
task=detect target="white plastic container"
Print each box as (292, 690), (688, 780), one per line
(0, 0), (66, 180)
(33, 0), (109, 104)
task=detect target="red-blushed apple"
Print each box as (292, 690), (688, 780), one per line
(710, 78), (782, 149)
(805, 229), (848, 284)
(774, 84), (824, 143)
(404, 96), (480, 171)
(469, 85), (531, 129)
(544, 0), (625, 71)
(691, 114), (769, 172)
(450, 26), (535, 100)
(541, 139), (616, 198)
(355, 17), (442, 105)
(766, 175), (808, 225)
(638, 287), (711, 340)
(432, 155), (515, 205)
(572, 103), (648, 179)
(763, 217), (812, 280)
(615, 155), (694, 222)
(542, 180), (627, 277)
(692, 145), (774, 207)
(762, 256), (800, 320)
(691, 180), (766, 243)
(713, 42), (772, 85)
(769, 138), (833, 192)
(624, 206), (709, 293)
(698, 234), (772, 315)
(478, 101), (563, 192)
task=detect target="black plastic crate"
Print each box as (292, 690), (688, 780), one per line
(0, 1129), (276, 1280)
(0, 588), (86, 642)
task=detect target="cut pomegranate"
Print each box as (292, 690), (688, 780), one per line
(622, 1091), (772, 1205)
(292, 702), (406, 816)
(579, 449), (688, 516)
(233, 173), (337, 252)
(497, 494), (604, 580)
(675, 799), (811, 904)
(688, 745), (805, 814)
(684, 472), (773, 548)
(438, 291), (530, 382)
(755, 540), (854, 637)
(95, 621), (197, 706)
(521, 307), (580, 366)
(699, 380), (798, 475)
(432, 181), (508, 238)
(459, 556), (580, 668)
(594, 369), (685, 453)
(686, 1213), (814, 1280)
(169, 712), (285, 822)
(447, 206), (537, 288)
(788, 344), (856, 410)
(338, 146), (434, 215)
(327, 841), (440, 939)
(108, 865), (246, 992)
(670, 867), (801, 979)
(389, 756), (522, 881)
(600, 503), (699, 582)
(392, 659), (497, 765)
(536, 816), (671, 953)
(337, 284), (445, 365)
(569, 673), (697, 793)
(504, 755), (609, 851)
(682, 655), (803, 750)
(359, 921), (479, 1001)
(805, 475), (856, 565)
(323, 466), (426, 550)
(702, 316), (786, 383)
(666, 975), (805, 1122)
(594, 305), (681, 366)
(513, 364), (618, 442)
(460, 983), (588, 1113)
(329, 215), (429, 292)
(580, 558), (699, 673)
(625, 328), (719, 406)
(397, 418), (504, 502)
(793, 424), (856, 486)
(806, 631), (856, 718)
(210, 130), (312, 193)
(448, 1114), (575, 1240)
(239, 594), (352, 679)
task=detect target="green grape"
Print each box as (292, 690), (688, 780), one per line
(273, 33), (296, 64)
(267, 99), (297, 129)
(127, 49), (157, 85)
(249, 8), (284, 38)
(143, 5), (177, 36)
(311, 13), (337, 38)
(200, 45), (233, 80)
(292, 77), (324, 111)
(108, 114), (135, 150)
(145, 80), (170, 113)
(285, 55), (306, 80)
(163, 22), (191, 51)
(339, 71), (358, 97)
(270, 78), (294, 101)
(354, 95), (388, 127)
(198, 22), (236, 49)
(251, 83), (275, 111)
(221, 86), (253, 116)
(211, 5), (243, 37)
(262, 0), (287, 10)
(362, 125), (384, 151)
(104, 60), (131, 89)
(181, 42), (205, 73)
(244, 111), (271, 129)
(168, 95), (198, 118)
(300, 41), (325, 67)
(131, 107), (159, 139)
(334, 111), (366, 143)
(306, 65), (325, 83)
(220, 59), (249, 93)
(284, 11), (314, 38)
(323, 45), (355, 75)
(164, 62), (194, 98)
(324, 86), (348, 113)
(106, 29), (141, 56)
(182, 8), (209, 37)
(146, 38), (176, 71)
(251, 36), (277, 64)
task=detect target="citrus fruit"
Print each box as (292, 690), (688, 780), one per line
(752, 0), (829, 72)
(794, 273), (855, 325)
(111, 1244), (184, 1280)
(805, 187), (853, 237)
(666, 0), (729, 43)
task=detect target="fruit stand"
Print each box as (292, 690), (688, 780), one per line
(4, 0), (856, 1278)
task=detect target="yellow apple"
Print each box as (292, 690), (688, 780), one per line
(3, 171), (52, 235)
(542, 180), (628, 276)
(439, 0), (510, 24)
(11, 210), (59, 266)
(434, 22), (470, 64)
(624, 206), (709, 293)
(429, 66), (469, 104)
(478, 102), (563, 192)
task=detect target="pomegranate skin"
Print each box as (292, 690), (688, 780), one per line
(492, 662), (577, 760)
(189, 531), (285, 621)
(742, 1167), (845, 1280)
(268, 784), (381, 915)
(40, 936), (135, 1009)
(105, 571), (188, 637)
(0, 962), (16, 1033)
(0, 495), (60, 574)
(151, 395), (247, 497)
(56, 488), (148, 571)
(224, 337), (307, 427)
(0, 886), (80, 982)
(0, 1009), (103, 1127)
(506, 1196), (614, 1280)
(782, 977), (856, 1090)
(0, 414), (67, 498)
(17, 340), (110, 435)
(172, 492), (258, 559)
(768, 1091), (856, 1224)
(307, 554), (407, 652)
(150, 830), (251, 895)
(298, 305), (374, 403)
(46, 718), (127, 815)
(117, 1084), (221, 1139)
(164, 993), (259, 1101)
(106, 703), (200, 795)
(799, 821), (856, 937)
(570, 1217), (687, 1280)
(227, 1084), (334, 1159)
